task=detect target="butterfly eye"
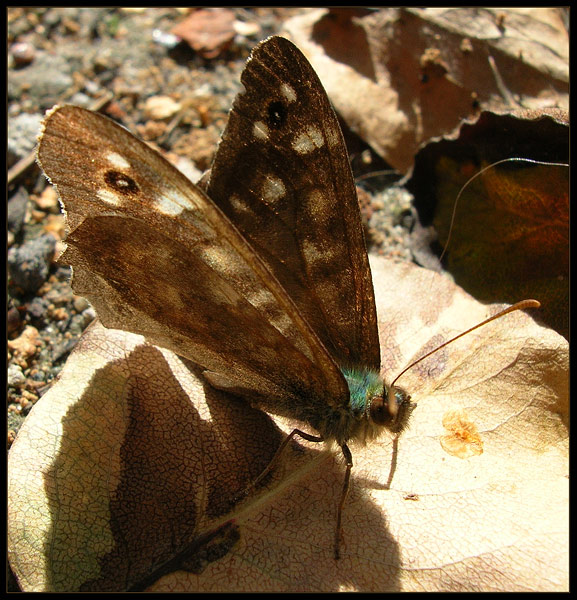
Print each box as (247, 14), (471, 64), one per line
(369, 387), (414, 433)
(369, 394), (394, 426)
(267, 100), (288, 129)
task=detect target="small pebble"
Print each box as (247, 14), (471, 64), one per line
(8, 364), (27, 387)
(73, 296), (90, 312)
(35, 186), (59, 211)
(27, 297), (49, 319)
(8, 234), (56, 293)
(144, 95), (182, 120)
(11, 41), (36, 67)
(7, 306), (22, 335)
(7, 187), (29, 236)
(8, 325), (40, 360)
(152, 28), (180, 49)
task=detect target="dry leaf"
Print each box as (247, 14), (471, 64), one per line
(283, 7), (568, 172)
(171, 8), (236, 59)
(407, 110), (569, 339)
(8, 257), (568, 591)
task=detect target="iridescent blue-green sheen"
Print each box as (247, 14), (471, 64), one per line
(342, 367), (383, 417)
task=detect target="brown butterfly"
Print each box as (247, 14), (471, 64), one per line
(37, 36), (414, 559)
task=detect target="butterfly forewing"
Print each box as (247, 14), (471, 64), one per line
(207, 37), (381, 371)
(37, 104), (350, 418)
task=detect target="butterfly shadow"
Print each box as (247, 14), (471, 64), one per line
(39, 327), (402, 591)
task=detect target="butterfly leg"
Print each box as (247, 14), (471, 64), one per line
(334, 443), (353, 560)
(234, 428), (324, 503)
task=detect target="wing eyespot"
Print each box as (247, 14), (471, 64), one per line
(267, 100), (288, 129)
(104, 170), (140, 196)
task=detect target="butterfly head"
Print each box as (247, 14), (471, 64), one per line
(342, 368), (415, 443)
(370, 384), (414, 435)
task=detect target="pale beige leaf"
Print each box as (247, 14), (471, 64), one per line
(8, 257), (568, 591)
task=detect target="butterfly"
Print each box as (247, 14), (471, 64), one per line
(37, 36), (414, 559)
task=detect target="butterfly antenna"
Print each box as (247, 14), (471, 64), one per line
(391, 299), (540, 389)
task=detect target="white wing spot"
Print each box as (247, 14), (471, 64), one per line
(261, 176), (286, 205)
(97, 188), (122, 206)
(302, 237), (337, 266)
(246, 287), (276, 311)
(106, 152), (131, 170)
(325, 126), (342, 149)
(316, 279), (341, 302)
(153, 195), (184, 216)
(305, 188), (332, 219)
(200, 244), (229, 269)
(230, 193), (253, 214)
(292, 125), (325, 155)
(153, 185), (200, 216)
(272, 312), (296, 338)
(200, 245), (243, 278)
(280, 83), (297, 103)
(253, 121), (269, 140)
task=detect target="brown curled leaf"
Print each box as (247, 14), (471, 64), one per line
(407, 110), (568, 339)
(283, 7), (568, 172)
